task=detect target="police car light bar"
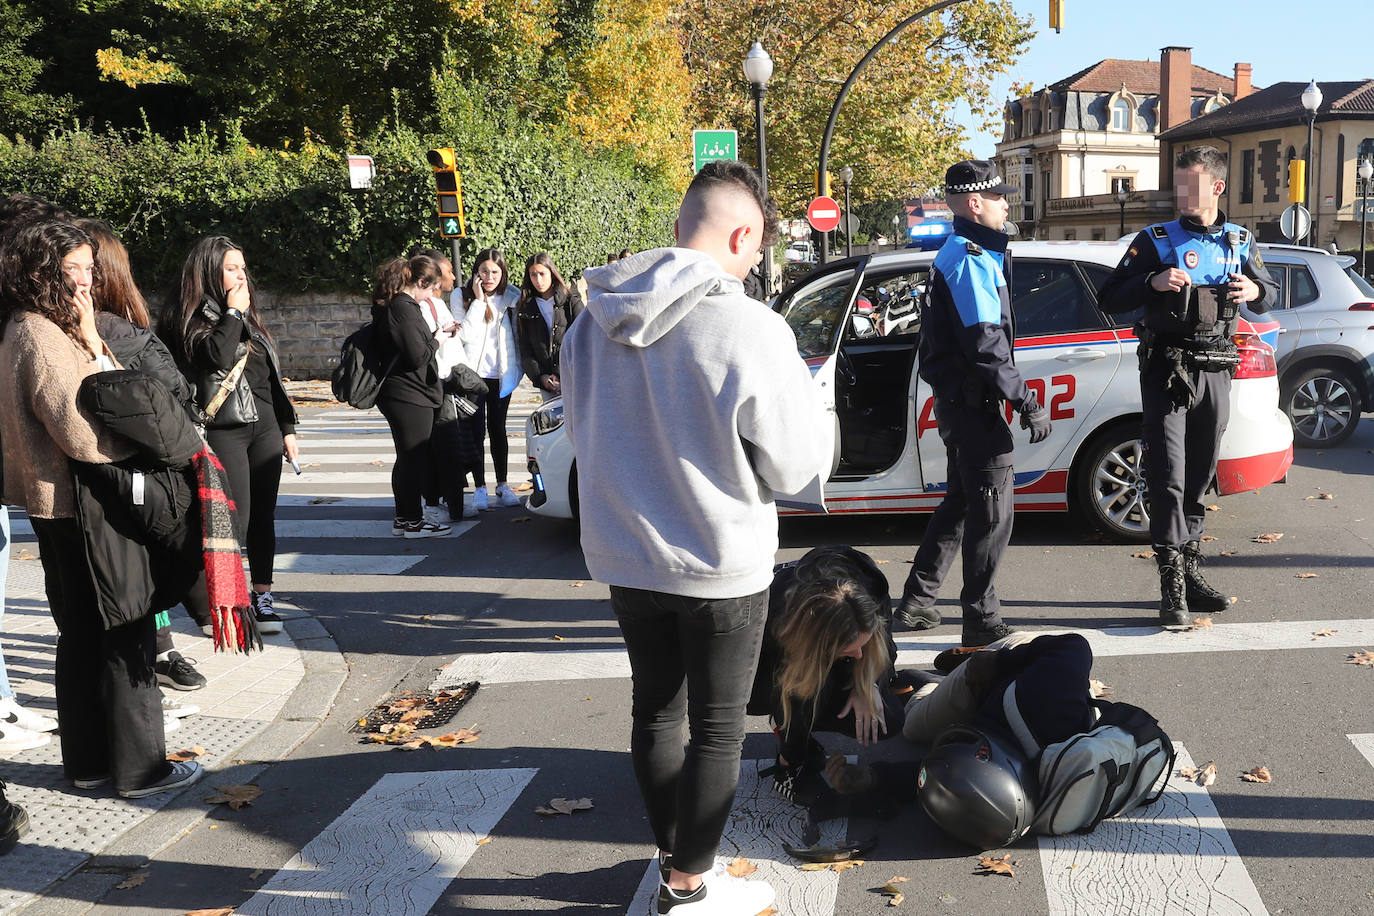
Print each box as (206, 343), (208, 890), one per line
(909, 222), (952, 238)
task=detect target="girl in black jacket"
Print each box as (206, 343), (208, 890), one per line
(159, 237), (298, 635)
(372, 254), (451, 538)
(516, 252), (582, 401)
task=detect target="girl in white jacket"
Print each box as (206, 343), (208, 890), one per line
(454, 249), (523, 510)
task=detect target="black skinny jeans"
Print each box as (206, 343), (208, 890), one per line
(206, 405), (284, 585)
(32, 517), (169, 792)
(465, 380), (511, 486)
(379, 397), (441, 520)
(611, 585), (769, 876)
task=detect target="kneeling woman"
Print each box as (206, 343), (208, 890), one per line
(749, 546), (908, 804)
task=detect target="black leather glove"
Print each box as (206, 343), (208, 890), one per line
(1019, 390), (1052, 444)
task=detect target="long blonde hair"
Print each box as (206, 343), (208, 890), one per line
(774, 548), (891, 736)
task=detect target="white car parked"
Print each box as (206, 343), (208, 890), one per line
(525, 241), (1294, 542)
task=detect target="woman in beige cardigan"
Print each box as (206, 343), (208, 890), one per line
(0, 217), (202, 799)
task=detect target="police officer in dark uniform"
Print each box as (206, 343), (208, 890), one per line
(1098, 146), (1277, 628)
(897, 160), (1051, 647)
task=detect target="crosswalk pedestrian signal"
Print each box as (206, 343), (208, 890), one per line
(1048, 0), (1064, 32)
(426, 148), (467, 238)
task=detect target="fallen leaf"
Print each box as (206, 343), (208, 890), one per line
(421, 614), (433, 621)
(1206, 504), (1221, 512)
(1294, 572), (1319, 579)
(1312, 629), (1338, 639)
(888, 893), (905, 906)
(882, 877), (910, 895)
(1185, 617), (1214, 631)
(476, 836), (493, 846)
(248, 869), (262, 879)
(185, 909), (236, 916)
(1088, 679), (1113, 698)
(799, 862), (832, 871)
(1347, 650), (1374, 667)
(398, 709), (431, 725)
(975, 854), (1016, 877)
(1199, 761), (1218, 786)
(204, 784), (262, 810)
(368, 459), (385, 466)
(1303, 493), (1335, 500)
(535, 796), (594, 816)
(431, 727), (481, 746)
(1131, 551), (1155, 559)
(1220, 549), (1237, 556)
(167, 745), (208, 762)
(512, 481), (533, 492)
(570, 581), (584, 587)
(115, 871), (149, 889)
(396, 739), (428, 751)
(510, 516), (532, 523)
(1251, 532), (1284, 543)
(1200, 535), (1217, 541)
(757, 909), (779, 916)
(552, 635), (564, 641)
(1240, 765), (1272, 783)
(799, 860), (864, 872)
(726, 857), (757, 878)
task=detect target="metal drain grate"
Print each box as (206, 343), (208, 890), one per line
(349, 682), (480, 734)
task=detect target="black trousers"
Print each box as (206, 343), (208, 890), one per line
(465, 380), (511, 487)
(379, 397), (440, 520)
(425, 395), (481, 510)
(206, 406), (284, 585)
(903, 403), (1015, 628)
(1140, 362), (1230, 548)
(611, 585), (769, 876)
(31, 517), (169, 793)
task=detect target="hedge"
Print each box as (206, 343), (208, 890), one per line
(0, 112), (681, 294)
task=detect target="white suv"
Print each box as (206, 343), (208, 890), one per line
(1257, 244), (1374, 447)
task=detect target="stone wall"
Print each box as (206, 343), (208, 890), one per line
(257, 290), (372, 381)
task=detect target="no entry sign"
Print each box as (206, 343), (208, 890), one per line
(807, 196), (842, 233)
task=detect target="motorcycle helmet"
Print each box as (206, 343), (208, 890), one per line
(918, 723), (1038, 849)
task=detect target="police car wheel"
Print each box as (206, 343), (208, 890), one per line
(1282, 364), (1361, 448)
(1074, 422), (1151, 543)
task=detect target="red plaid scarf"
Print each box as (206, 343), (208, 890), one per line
(191, 446), (260, 653)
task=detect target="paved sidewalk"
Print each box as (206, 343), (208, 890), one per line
(0, 550), (347, 915)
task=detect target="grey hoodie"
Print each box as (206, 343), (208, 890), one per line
(561, 247), (832, 599)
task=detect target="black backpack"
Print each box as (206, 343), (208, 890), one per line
(331, 322), (395, 409)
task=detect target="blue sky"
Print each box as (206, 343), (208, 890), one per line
(961, 0), (1373, 158)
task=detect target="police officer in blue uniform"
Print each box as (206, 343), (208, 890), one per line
(898, 160), (1052, 647)
(1098, 146), (1277, 628)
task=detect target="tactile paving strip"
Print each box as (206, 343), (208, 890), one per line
(348, 682), (480, 734)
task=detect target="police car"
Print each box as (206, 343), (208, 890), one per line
(524, 241), (1294, 542)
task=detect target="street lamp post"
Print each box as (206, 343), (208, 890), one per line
(1360, 157), (1373, 279)
(1115, 186), (1128, 239)
(840, 164), (854, 258)
(743, 42), (774, 295)
(1301, 79), (1322, 246)
(893, 213), (901, 249)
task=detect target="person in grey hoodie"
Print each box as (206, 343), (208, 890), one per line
(561, 160), (832, 916)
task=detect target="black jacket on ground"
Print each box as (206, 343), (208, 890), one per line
(374, 295), (441, 408)
(182, 299), (297, 432)
(517, 287), (583, 389)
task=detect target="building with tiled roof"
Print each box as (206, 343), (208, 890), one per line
(993, 47), (1253, 240)
(1159, 79), (1374, 249)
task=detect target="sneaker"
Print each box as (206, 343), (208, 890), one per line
(896, 598), (941, 631)
(118, 760), (203, 799)
(424, 504), (444, 526)
(766, 757), (832, 807)
(461, 493), (478, 519)
(1, 789), (30, 856)
(251, 591), (284, 634)
(657, 860), (775, 915)
(0, 697), (58, 733)
(495, 482), (521, 507)
(155, 651), (207, 691)
(72, 775), (111, 789)
(472, 487), (490, 512)
(0, 723), (50, 756)
(163, 714), (181, 734)
(161, 694), (200, 719)
(392, 516), (407, 537)
(403, 518), (452, 539)
(961, 621), (1016, 648)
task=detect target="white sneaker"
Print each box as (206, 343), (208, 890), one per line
(161, 694), (200, 719)
(461, 493), (478, 519)
(495, 482), (522, 507)
(163, 714), (181, 734)
(403, 518), (452, 539)
(0, 696), (58, 733)
(657, 860), (776, 915)
(424, 504), (443, 526)
(0, 723), (50, 756)
(472, 487), (490, 512)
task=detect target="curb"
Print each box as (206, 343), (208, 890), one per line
(14, 603), (349, 916)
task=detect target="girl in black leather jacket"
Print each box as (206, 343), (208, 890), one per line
(159, 236), (297, 635)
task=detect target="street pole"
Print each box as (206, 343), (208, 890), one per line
(1117, 194), (1126, 238)
(1360, 159), (1372, 279)
(1301, 80), (1322, 247)
(841, 165), (854, 259)
(816, 0), (971, 264)
(744, 42), (774, 296)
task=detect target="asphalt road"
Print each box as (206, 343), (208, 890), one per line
(65, 401), (1374, 916)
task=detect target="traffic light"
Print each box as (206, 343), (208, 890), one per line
(426, 147), (467, 238)
(1288, 159), (1306, 204)
(1048, 0), (1064, 32)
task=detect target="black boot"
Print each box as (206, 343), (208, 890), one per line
(1182, 540), (1232, 612)
(1155, 546), (1191, 629)
(896, 596), (940, 631)
(0, 781), (29, 857)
